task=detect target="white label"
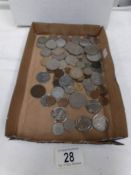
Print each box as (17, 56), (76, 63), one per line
(103, 48), (108, 58)
(55, 147), (84, 168)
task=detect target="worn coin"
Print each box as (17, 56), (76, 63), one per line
(70, 67), (83, 80)
(59, 60), (68, 69)
(52, 48), (67, 60)
(72, 36), (80, 44)
(91, 61), (101, 69)
(90, 89), (100, 99)
(76, 116), (92, 132)
(40, 47), (51, 57)
(92, 114), (108, 132)
(65, 55), (78, 66)
(40, 94), (56, 106)
(56, 38), (66, 47)
(85, 100), (102, 114)
(45, 39), (57, 49)
(84, 45), (100, 55)
(36, 72), (50, 83)
(51, 107), (67, 122)
(57, 98), (69, 107)
(64, 85), (75, 94)
(51, 87), (65, 100)
(65, 42), (84, 55)
(59, 74), (74, 88)
(79, 38), (91, 47)
(74, 83), (83, 92)
(52, 123), (64, 135)
(83, 67), (92, 76)
(99, 96), (109, 106)
(37, 36), (48, 48)
(63, 119), (75, 131)
(83, 78), (95, 92)
(97, 85), (108, 96)
(46, 59), (60, 70)
(76, 60), (86, 69)
(30, 84), (46, 98)
(54, 69), (64, 79)
(64, 67), (71, 74)
(91, 72), (103, 86)
(87, 52), (102, 62)
(69, 92), (86, 108)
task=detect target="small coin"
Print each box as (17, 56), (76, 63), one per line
(59, 74), (74, 88)
(69, 92), (86, 108)
(84, 45), (100, 55)
(90, 89), (100, 99)
(65, 55), (78, 66)
(45, 39), (57, 49)
(56, 38), (66, 47)
(92, 114), (108, 132)
(54, 69), (64, 79)
(91, 72), (103, 86)
(57, 98), (69, 107)
(64, 85), (75, 94)
(51, 87), (65, 100)
(52, 123), (64, 135)
(83, 67), (92, 76)
(51, 107), (67, 122)
(63, 119), (75, 131)
(36, 72), (50, 83)
(79, 38), (91, 47)
(52, 79), (60, 87)
(46, 59), (60, 70)
(97, 85), (108, 96)
(40, 47), (51, 57)
(85, 100), (102, 114)
(99, 96), (109, 106)
(40, 95), (56, 106)
(70, 67), (83, 80)
(83, 79), (95, 92)
(30, 84), (46, 98)
(59, 60), (68, 69)
(65, 42), (84, 55)
(76, 116), (92, 132)
(87, 52), (102, 62)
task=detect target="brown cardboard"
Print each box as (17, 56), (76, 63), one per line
(5, 23), (128, 144)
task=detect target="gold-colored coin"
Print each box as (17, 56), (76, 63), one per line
(74, 83), (84, 92)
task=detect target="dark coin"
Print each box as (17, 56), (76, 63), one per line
(57, 98), (69, 107)
(90, 89), (100, 99)
(91, 61), (101, 69)
(64, 67), (71, 74)
(40, 95), (56, 106)
(99, 96), (109, 106)
(54, 69), (64, 79)
(53, 79), (60, 87)
(76, 116), (92, 132)
(98, 85), (108, 96)
(30, 84), (46, 98)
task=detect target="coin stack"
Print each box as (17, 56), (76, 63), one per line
(30, 35), (109, 136)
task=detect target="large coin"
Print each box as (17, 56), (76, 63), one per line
(30, 84), (46, 98)
(85, 100), (102, 114)
(70, 68), (83, 80)
(56, 38), (66, 47)
(65, 42), (84, 55)
(63, 119), (75, 131)
(65, 55), (78, 66)
(46, 59), (60, 70)
(87, 52), (102, 62)
(45, 39), (57, 49)
(51, 87), (65, 100)
(76, 116), (92, 132)
(40, 47), (51, 57)
(91, 72), (103, 86)
(52, 123), (64, 135)
(40, 95), (56, 106)
(83, 79), (95, 92)
(69, 92), (86, 108)
(51, 107), (67, 122)
(59, 74), (74, 88)
(36, 72), (50, 83)
(92, 114), (108, 132)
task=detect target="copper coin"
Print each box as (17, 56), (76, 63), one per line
(99, 96), (109, 106)
(30, 84), (46, 98)
(64, 67), (71, 74)
(54, 69), (64, 78)
(98, 85), (108, 96)
(46, 95), (56, 106)
(90, 89), (100, 99)
(53, 79), (60, 87)
(57, 98), (69, 107)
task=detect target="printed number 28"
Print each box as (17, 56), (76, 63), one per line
(64, 152), (74, 163)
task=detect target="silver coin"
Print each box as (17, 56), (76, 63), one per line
(85, 100), (102, 114)
(79, 38), (91, 47)
(83, 79), (95, 92)
(52, 123), (64, 135)
(46, 59), (60, 70)
(83, 67), (92, 76)
(84, 45), (100, 55)
(59, 74), (74, 88)
(70, 67), (83, 80)
(65, 42), (84, 55)
(72, 36), (80, 44)
(51, 107), (67, 122)
(64, 85), (75, 94)
(45, 39), (57, 49)
(76, 116), (92, 132)
(40, 47), (51, 57)
(40, 95), (48, 106)
(65, 55), (78, 66)
(87, 52), (102, 62)
(37, 36), (48, 48)
(56, 38), (66, 47)
(51, 87), (64, 100)
(59, 60), (68, 69)
(69, 92), (86, 108)
(76, 61), (86, 69)
(52, 48), (65, 56)
(91, 72), (103, 85)
(63, 119), (75, 131)
(36, 72), (50, 83)
(92, 114), (108, 132)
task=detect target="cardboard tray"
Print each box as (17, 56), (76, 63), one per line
(5, 23), (128, 144)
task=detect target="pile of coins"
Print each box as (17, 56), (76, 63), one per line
(30, 35), (109, 135)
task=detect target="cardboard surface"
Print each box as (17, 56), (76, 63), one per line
(5, 23), (128, 143)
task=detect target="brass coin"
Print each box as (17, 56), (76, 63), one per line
(99, 96), (109, 106)
(54, 69), (64, 79)
(74, 83), (83, 92)
(30, 84), (46, 98)
(57, 98), (69, 107)
(46, 95), (56, 106)
(90, 89), (100, 99)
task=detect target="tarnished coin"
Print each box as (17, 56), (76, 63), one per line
(64, 85), (75, 94)
(79, 38), (91, 47)
(92, 114), (108, 132)
(99, 96), (109, 106)
(91, 72), (103, 86)
(69, 92), (86, 108)
(30, 84), (46, 98)
(83, 67), (92, 76)
(87, 52), (102, 62)
(74, 83), (83, 92)
(52, 123), (64, 135)
(59, 74), (74, 88)
(52, 48), (67, 60)
(76, 116), (92, 132)
(83, 79), (95, 92)
(37, 36), (48, 48)
(45, 39), (57, 49)
(63, 119), (75, 131)
(46, 59), (60, 70)
(40, 47), (51, 57)
(65, 42), (84, 55)
(56, 38), (66, 47)
(54, 69), (64, 79)
(65, 55), (78, 66)
(97, 85), (108, 96)
(70, 68), (83, 80)
(64, 67), (71, 74)
(84, 45), (100, 55)
(57, 98), (69, 107)
(59, 60), (68, 69)
(85, 100), (102, 114)
(51, 87), (65, 100)
(51, 107), (67, 122)
(53, 79), (60, 87)
(40, 95), (56, 106)
(90, 89), (100, 99)
(36, 72), (50, 83)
